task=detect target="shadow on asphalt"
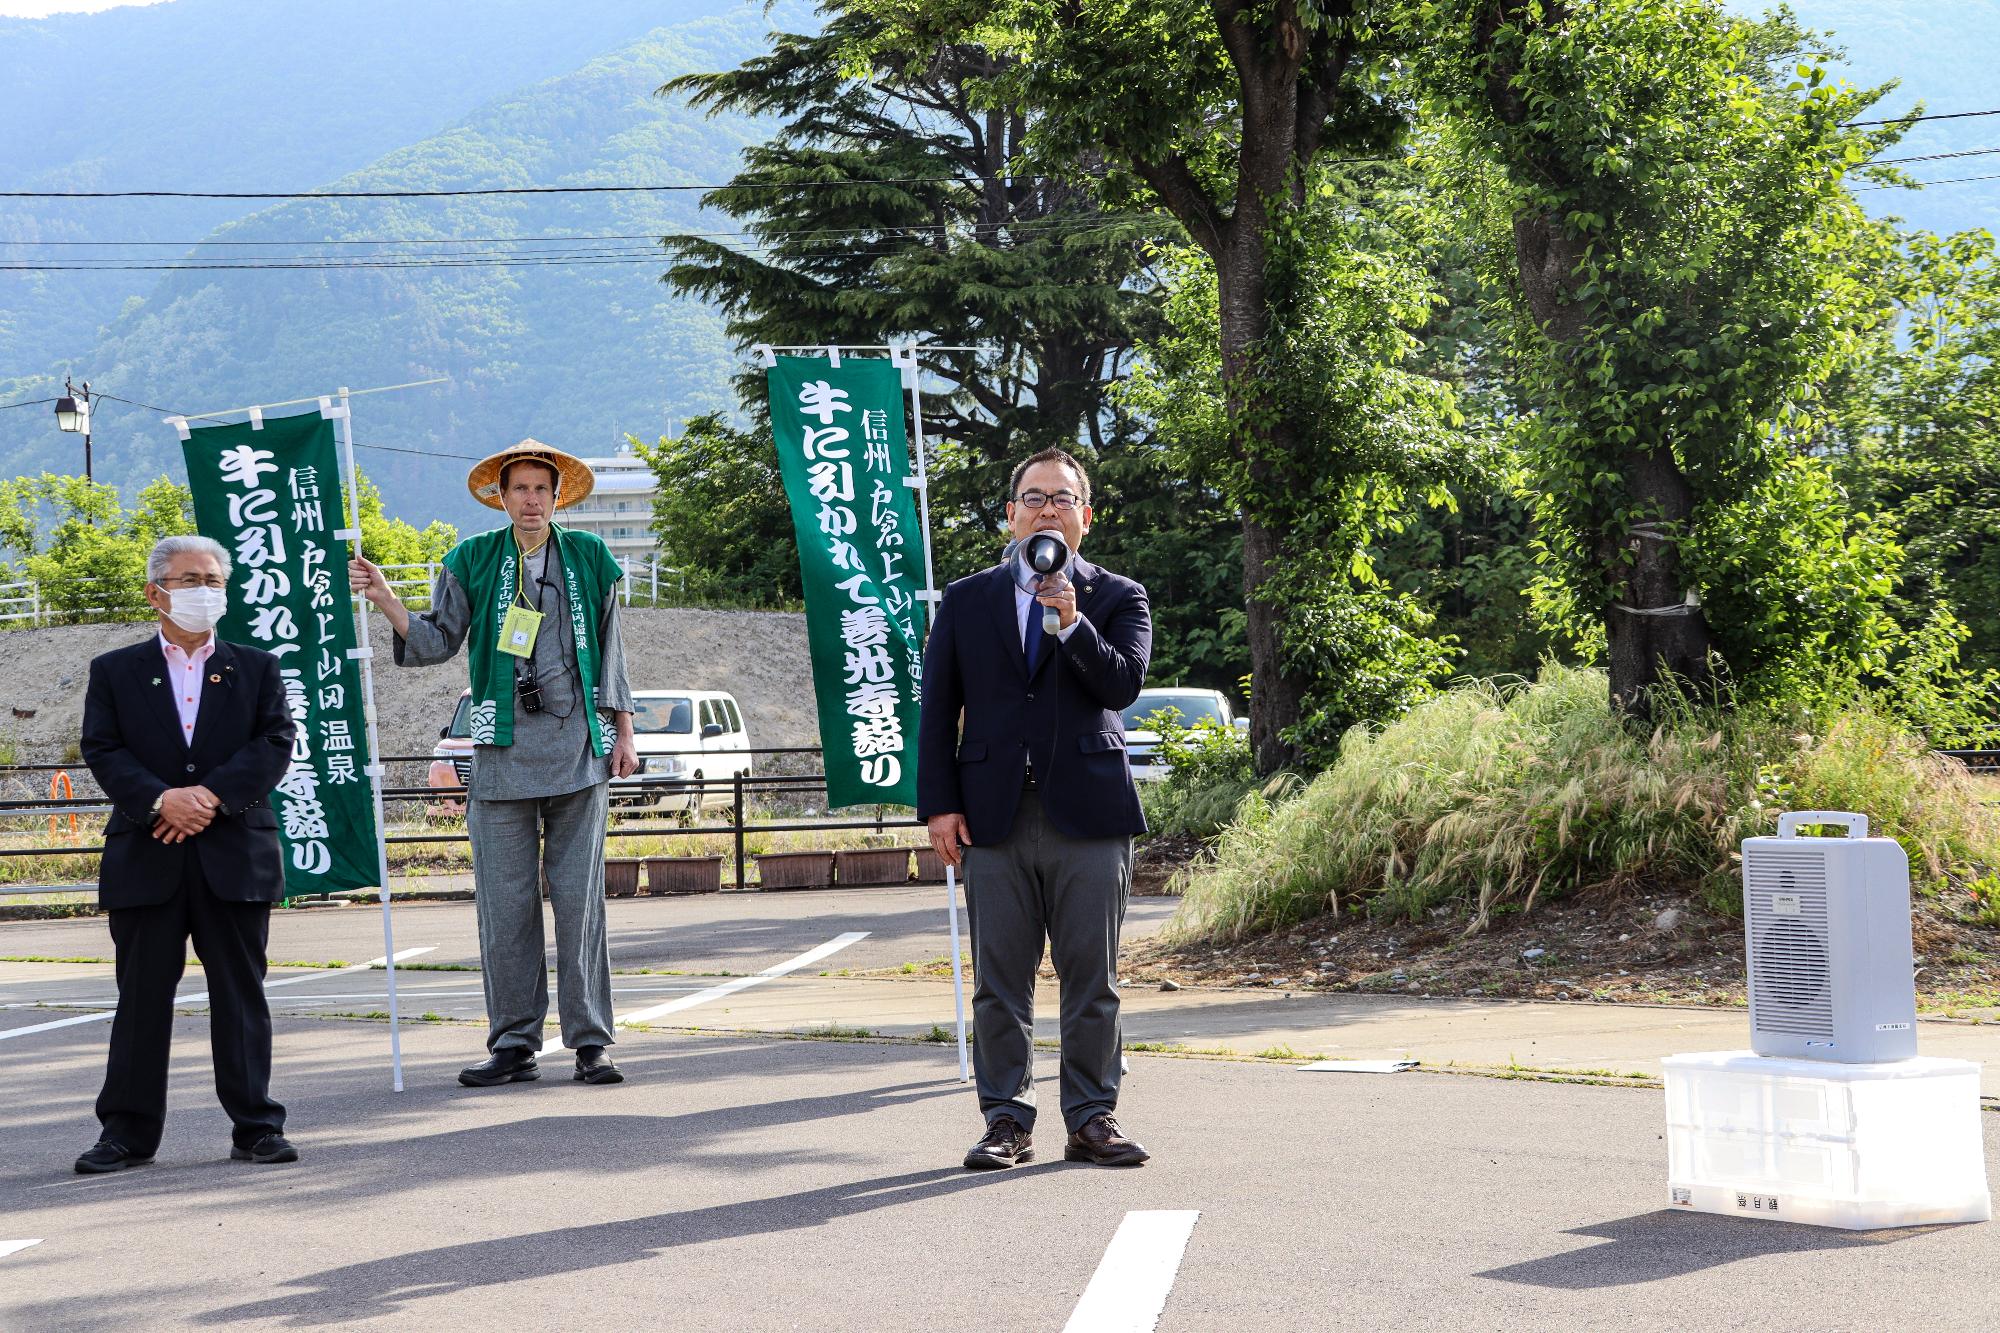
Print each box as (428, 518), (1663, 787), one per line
(188, 1162), (1060, 1325)
(1477, 1209), (1952, 1288)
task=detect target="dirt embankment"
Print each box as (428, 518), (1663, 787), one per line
(0, 607), (820, 765)
(1123, 847), (2000, 1014)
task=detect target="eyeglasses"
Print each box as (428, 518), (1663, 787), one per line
(155, 574), (227, 590)
(1014, 490), (1083, 511)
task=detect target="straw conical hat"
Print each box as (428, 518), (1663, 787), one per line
(466, 439), (595, 510)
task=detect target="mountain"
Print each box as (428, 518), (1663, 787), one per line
(0, 0), (762, 385)
(0, 0), (806, 529)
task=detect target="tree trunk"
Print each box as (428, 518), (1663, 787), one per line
(1603, 448), (1713, 714)
(1240, 510), (1306, 770)
(1217, 220), (1308, 771)
(1478, 5), (1716, 716)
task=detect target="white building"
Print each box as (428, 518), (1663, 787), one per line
(564, 446), (658, 564)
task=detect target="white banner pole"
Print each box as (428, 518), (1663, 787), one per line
(892, 343), (966, 1074)
(945, 863), (969, 1082)
(328, 387), (406, 1093)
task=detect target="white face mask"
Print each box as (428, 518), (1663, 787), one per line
(164, 586), (227, 634)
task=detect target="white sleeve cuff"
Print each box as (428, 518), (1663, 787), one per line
(1055, 618), (1081, 642)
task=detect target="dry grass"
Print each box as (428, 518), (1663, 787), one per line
(1168, 666), (2000, 945)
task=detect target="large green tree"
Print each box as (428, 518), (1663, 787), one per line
(855, 0), (1471, 771)
(1827, 228), (2000, 677)
(1427, 0), (1906, 712)
(660, 3), (1164, 583)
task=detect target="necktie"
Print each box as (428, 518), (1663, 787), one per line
(1024, 595), (1047, 676)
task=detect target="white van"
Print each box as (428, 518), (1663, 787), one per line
(614, 689), (753, 814)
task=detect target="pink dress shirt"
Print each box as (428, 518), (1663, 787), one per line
(159, 631), (216, 745)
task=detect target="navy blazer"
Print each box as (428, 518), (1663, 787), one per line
(80, 634), (296, 909)
(916, 555), (1151, 845)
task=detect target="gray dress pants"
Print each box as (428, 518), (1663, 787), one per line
(962, 790), (1132, 1134)
(466, 782), (616, 1053)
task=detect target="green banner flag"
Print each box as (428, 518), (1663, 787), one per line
(181, 411), (381, 893)
(767, 355), (927, 810)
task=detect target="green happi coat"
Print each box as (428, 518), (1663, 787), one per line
(441, 523), (621, 757)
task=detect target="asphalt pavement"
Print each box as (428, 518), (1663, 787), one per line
(2, 890), (1996, 1329)
(1, 1018), (1995, 1331)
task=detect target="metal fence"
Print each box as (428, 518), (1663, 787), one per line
(374, 555), (686, 612)
(0, 747), (924, 896)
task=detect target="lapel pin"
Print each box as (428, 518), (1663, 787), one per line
(209, 674), (223, 683)
(151, 677), (161, 687)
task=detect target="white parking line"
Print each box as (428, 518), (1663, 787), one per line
(0, 1239), (42, 1260)
(0, 947), (436, 1043)
(614, 932), (869, 1028)
(1063, 1210), (1201, 1333)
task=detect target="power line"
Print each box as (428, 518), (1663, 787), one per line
(0, 396), (59, 410)
(0, 153), (1408, 203)
(0, 175), (1013, 200)
(59, 390), (489, 463)
(1857, 171), (2000, 192)
(0, 215), (1172, 269)
(1845, 107), (2000, 127)
(1868, 145), (2000, 167)
(93, 391), (187, 416)
(0, 216), (1172, 273)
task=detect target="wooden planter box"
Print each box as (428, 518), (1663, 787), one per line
(912, 847), (947, 884)
(755, 850), (835, 890)
(645, 854), (723, 896)
(603, 857), (644, 898)
(834, 847), (912, 888)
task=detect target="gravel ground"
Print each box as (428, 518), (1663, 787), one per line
(0, 606), (818, 765)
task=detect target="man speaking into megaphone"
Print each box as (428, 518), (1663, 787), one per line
(917, 448), (1153, 1171)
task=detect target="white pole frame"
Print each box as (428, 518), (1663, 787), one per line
(753, 341), (993, 1081)
(164, 376), (448, 1093)
(328, 388), (406, 1093)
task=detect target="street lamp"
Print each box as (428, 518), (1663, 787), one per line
(54, 377), (93, 484)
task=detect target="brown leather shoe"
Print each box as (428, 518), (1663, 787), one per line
(963, 1115), (1034, 1170)
(1064, 1114), (1149, 1166)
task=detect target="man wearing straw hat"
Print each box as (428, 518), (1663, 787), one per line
(348, 441), (638, 1088)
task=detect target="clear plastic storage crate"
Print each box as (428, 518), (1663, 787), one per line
(1663, 1050), (1991, 1230)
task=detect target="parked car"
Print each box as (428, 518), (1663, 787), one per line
(1119, 687), (1238, 782)
(425, 690), (476, 817)
(424, 687), (755, 818)
(614, 689), (754, 816)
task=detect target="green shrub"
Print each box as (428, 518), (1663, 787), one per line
(1138, 712), (1260, 839)
(1167, 666), (2000, 944)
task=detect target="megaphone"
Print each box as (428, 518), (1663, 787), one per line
(1011, 531), (1071, 635)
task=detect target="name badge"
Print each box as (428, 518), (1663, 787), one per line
(499, 605), (543, 658)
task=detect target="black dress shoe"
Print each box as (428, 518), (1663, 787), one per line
(573, 1045), (623, 1084)
(74, 1139), (153, 1175)
(230, 1133), (300, 1164)
(1064, 1114), (1149, 1166)
(459, 1048), (541, 1087)
(963, 1115), (1034, 1170)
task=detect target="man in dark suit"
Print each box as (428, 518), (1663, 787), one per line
(74, 535), (298, 1173)
(918, 448), (1153, 1170)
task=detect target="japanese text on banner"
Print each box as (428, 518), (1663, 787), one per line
(767, 357), (927, 810)
(181, 411), (380, 894)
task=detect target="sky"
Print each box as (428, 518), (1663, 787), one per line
(0, 0), (169, 14)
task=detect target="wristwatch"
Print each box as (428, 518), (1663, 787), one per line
(149, 792), (165, 818)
